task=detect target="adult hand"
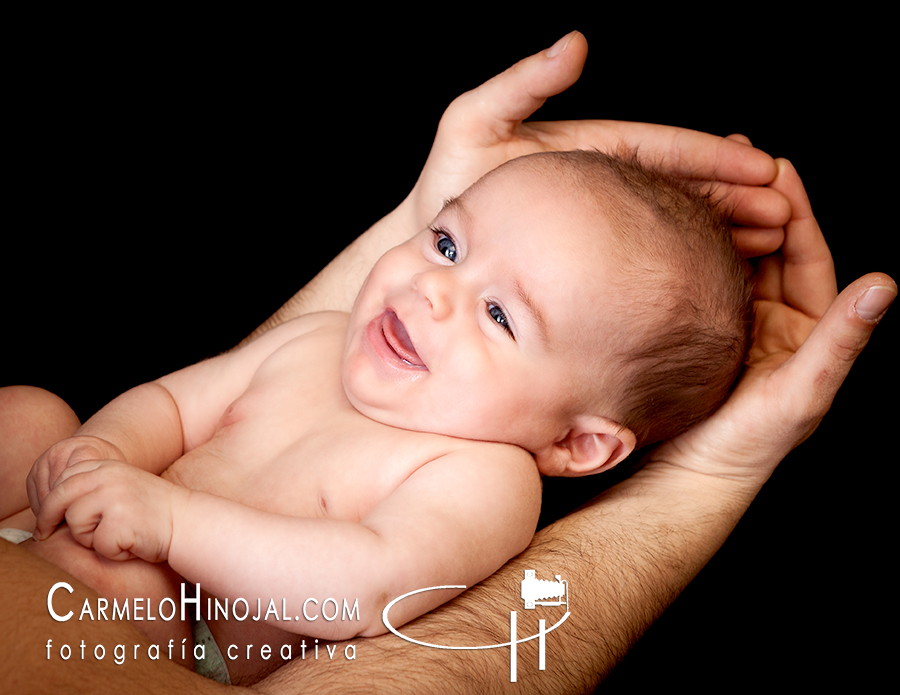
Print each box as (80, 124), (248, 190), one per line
(408, 31), (790, 239)
(249, 164), (889, 695)
(643, 159), (895, 489)
(261, 32), (792, 329)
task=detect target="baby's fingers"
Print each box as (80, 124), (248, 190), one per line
(64, 494), (137, 562)
(26, 450), (69, 515)
(26, 459), (51, 517)
(32, 460), (103, 541)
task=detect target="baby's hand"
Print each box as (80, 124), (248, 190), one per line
(32, 460), (184, 564)
(27, 435), (126, 517)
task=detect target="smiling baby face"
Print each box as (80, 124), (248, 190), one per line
(341, 155), (633, 471)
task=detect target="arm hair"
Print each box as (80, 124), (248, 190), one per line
(256, 466), (752, 694)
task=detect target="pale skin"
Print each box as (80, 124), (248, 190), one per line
(0, 32), (893, 693)
(13, 309), (540, 684)
(14, 153), (640, 685)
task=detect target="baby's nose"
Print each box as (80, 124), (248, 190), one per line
(413, 268), (455, 320)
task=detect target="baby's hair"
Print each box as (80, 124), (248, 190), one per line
(520, 149), (754, 448)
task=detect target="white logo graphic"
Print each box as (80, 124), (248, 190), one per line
(382, 570), (570, 682)
(521, 569), (567, 609)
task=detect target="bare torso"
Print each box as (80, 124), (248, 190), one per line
(13, 313), (538, 684)
(163, 314), (460, 523)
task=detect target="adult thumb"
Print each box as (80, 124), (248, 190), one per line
(781, 272), (895, 429)
(442, 31), (588, 131)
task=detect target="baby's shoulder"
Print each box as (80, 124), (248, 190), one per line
(274, 311), (349, 338)
(449, 438), (536, 466)
(244, 311), (348, 355)
(406, 438), (542, 545)
(225, 312), (349, 387)
(420, 438), (541, 497)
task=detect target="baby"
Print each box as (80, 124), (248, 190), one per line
(3, 149), (752, 684)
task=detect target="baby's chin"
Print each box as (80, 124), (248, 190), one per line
(339, 367), (403, 429)
(339, 362), (544, 449)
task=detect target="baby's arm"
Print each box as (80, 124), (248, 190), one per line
(27, 382), (183, 517)
(35, 442), (541, 640)
(28, 315), (329, 521)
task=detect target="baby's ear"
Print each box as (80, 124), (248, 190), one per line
(534, 416), (635, 477)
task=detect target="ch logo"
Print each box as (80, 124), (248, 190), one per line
(521, 569), (567, 609)
(383, 570), (571, 683)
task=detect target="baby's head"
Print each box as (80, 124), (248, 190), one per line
(343, 149), (752, 476)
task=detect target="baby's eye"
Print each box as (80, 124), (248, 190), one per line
(488, 303), (514, 338)
(431, 228), (458, 263)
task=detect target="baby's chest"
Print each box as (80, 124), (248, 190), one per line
(166, 324), (459, 520)
(236, 415), (424, 519)
(166, 374), (443, 523)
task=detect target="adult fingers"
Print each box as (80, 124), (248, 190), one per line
(732, 227), (786, 258)
(554, 120), (780, 186)
(726, 133), (753, 146)
(708, 182), (791, 228)
(753, 254), (786, 303)
(442, 31), (588, 139)
(769, 159), (838, 318)
(776, 273), (895, 437)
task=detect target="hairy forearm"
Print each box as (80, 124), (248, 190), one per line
(1, 466), (756, 695)
(256, 465), (755, 695)
(0, 540), (248, 695)
(244, 199), (418, 343)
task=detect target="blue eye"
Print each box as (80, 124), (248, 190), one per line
(488, 303), (514, 338)
(432, 229), (458, 262)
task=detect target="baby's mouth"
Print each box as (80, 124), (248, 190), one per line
(382, 310), (426, 369)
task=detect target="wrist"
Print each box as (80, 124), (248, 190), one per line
(611, 462), (764, 569)
(166, 485), (194, 567)
(633, 461), (761, 514)
(64, 434), (127, 464)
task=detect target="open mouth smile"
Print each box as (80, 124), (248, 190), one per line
(368, 309), (427, 370)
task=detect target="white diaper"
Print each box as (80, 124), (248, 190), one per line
(193, 617), (232, 684)
(2, 527), (229, 683)
(0, 528), (33, 544)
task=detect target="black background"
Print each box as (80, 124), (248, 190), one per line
(4, 14), (896, 693)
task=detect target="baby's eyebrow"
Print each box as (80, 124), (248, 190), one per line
(439, 195), (470, 224)
(512, 277), (549, 347)
(442, 194), (548, 346)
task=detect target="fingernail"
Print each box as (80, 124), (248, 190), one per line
(855, 285), (896, 322)
(547, 31), (576, 58)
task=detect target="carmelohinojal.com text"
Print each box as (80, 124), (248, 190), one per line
(44, 581), (359, 665)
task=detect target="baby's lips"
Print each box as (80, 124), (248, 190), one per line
(383, 311), (426, 368)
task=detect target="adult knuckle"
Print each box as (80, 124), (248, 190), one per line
(829, 332), (866, 364)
